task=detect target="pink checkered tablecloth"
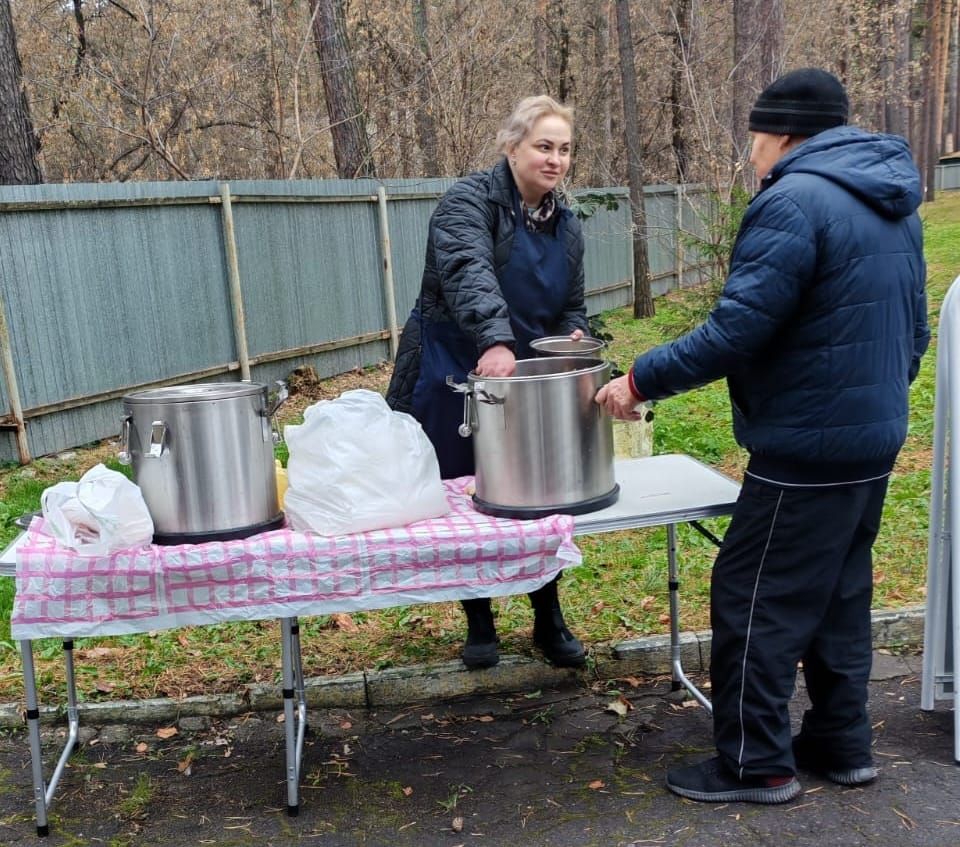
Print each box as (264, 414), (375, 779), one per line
(11, 477), (582, 640)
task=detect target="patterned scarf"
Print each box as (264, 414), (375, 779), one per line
(522, 190), (558, 233)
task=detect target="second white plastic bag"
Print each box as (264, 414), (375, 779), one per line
(41, 463), (154, 554)
(283, 389), (449, 535)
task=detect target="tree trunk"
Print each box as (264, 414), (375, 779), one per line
(670, 0), (691, 183)
(886, 2), (913, 137)
(923, 0), (950, 201)
(948, 2), (960, 151)
(0, 0), (42, 185)
(582, 0), (613, 186)
(614, 0), (654, 319)
(309, 0), (376, 178)
(548, 0), (572, 102)
(411, 0), (439, 176)
(731, 0), (784, 178)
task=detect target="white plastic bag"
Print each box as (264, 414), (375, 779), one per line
(283, 389), (449, 535)
(40, 464), (154, 554)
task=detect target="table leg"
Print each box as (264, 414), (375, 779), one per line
(280, 617), (305, 816)
(667, 525), (712, 712)
(20, 638), (82, 837)
(20, 639), (49, 837)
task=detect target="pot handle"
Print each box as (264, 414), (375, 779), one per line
(446, 375), (478, 437)
(145, 421), (167, 458)
(265, 380), (289, 418)
(117, 415), (132, 465)
(634, 400), (656, 423)
(264, 380), (289, 444)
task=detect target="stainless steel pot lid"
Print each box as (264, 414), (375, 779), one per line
(470, 356), (607, 381)
(530, 336), (606, 356)
(123, 382), (267, 404)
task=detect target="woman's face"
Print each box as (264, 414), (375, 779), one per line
(509, 115), (572, 205)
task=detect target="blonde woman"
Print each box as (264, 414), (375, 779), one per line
(386, 95), (588, 670)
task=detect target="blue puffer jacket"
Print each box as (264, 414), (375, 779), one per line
(632, 126), (930, 484)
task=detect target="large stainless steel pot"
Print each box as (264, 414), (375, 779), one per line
(118, 382), (287, 544)
(451, 356), (618, 518)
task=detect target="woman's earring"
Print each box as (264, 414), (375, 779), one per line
(511, 157), (517, 166)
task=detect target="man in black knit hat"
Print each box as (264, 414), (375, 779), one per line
(597, 68), (929, 803)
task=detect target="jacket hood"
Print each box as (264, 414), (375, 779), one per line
(763, 126), (921, 219)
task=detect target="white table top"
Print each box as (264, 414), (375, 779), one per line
(575, 454), (739, 534)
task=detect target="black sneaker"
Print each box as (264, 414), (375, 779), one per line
(792, 735), (878, 786)
(666, 756), (801, 804)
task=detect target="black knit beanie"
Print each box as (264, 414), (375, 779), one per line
(748, 68), (849, 137)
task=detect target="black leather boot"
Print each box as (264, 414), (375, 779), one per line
(529, 577), (586, 667)
(460, 598), (499, 669)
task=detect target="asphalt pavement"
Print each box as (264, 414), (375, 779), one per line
(0, 648), (957, 847)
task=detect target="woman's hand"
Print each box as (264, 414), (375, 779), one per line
(476, 344), (516, 377)
(570, 328), (584, 341)
(595, 375), (647, 420)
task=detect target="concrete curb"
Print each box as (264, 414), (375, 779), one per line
(0, 606), (926, 729)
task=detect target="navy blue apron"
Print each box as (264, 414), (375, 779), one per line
(411, 195), (570, 478)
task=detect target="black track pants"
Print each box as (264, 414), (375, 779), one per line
(709, 473), (888, 778)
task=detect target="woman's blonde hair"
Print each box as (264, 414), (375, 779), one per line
(495, 95), (574, 155)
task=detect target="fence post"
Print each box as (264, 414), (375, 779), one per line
(0, 290), (30, 463)
(376, 186), (400, 359)
(675, 183), (685, 291)
(219, 183), (251, 381)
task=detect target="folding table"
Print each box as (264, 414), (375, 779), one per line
(1, 453), (739, 834)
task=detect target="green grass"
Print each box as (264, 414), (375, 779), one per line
(0, 193), (957, 702)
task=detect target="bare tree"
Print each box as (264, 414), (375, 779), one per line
(922, 0), (956, 201)
(615, 0), (653, 318)
(309, 0), (376, 178)
(411, 0), (439, 175)
(669, 0), (692, 182)
(0, 0), (42, 184)
(731, 0), (784, 174)
(947, 2), (959, 151)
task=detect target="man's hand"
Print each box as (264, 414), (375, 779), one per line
(595, 374), (647, 420)
(476, 343), (516, 377)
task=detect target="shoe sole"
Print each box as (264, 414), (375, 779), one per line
(825, 766), (878, 786)
(666, 778), (802, 805)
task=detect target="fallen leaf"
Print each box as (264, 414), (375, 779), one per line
(476, 715), (494, 722)
(339, 721), (352, 730)
(402, 786), (413, 797)
(451, 816), (464, 832)
(591, 600), (605, 613)
(94, 680), (114, 694)
(620, 676), (642, 688)
(77, 646), (122, 658)
(276, 713), (285, 723)
(135, 742), (149, 754)
(177, 634), (191, 648)
(640, 596), (656, 610)
(156, 726), (178, 740)
(606, 700), (628, 717)
(658, 613), (671, 625)
(588, 780), (605, 790)
(331, 613), (358, 632)
(177, 752), (194, 774)
(92, 761), (107, 769)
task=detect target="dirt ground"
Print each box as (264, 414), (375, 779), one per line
(0, 652), (958, 847)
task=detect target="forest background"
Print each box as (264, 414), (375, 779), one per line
(0, 1), (957, 203)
